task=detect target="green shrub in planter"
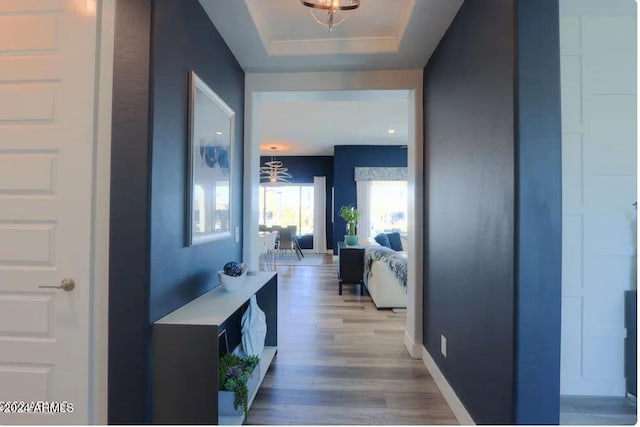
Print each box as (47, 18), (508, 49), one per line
(218, 353), (260, 418)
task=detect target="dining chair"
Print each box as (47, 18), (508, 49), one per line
(285, 225), (304, 259)
(257, 233), (269, 271)
(277, 227), (295, 260)
(266, 231), (278, 270)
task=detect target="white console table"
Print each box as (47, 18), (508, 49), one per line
(152, 272), (277, 425)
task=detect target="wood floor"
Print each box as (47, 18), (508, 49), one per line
(560, 396), (637, 425)
(246, 256), (457, 425)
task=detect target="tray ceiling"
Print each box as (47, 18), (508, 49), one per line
(245, 0), (415, 56)
(199, 0), (463, 72)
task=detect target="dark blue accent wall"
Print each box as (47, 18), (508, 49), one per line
(422, 0), (515, 423)
(513, 0), (562, 423)
(109, 0), (152, 423)
(260, 155), (333, 248)
(422, 0), (561, 424)
(149, 0), (244, 322)
(333, 146), (407, 252)
(109, 0), (244, 423)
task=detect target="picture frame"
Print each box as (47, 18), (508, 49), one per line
(187, 71), (235, 245)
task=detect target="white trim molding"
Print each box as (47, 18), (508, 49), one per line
(404, 330), (422, 359)
(91, 0), (116, 423)
(421, 347), (475, 425)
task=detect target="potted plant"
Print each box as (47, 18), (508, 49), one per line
(339, 205), (360, 246)
(218, 353), (260, 419)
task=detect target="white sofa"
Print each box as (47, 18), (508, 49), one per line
(363, 247), (407, 309)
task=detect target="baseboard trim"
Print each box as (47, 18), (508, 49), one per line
(421, 347), (475, 425)
(404, 331), (422, 359)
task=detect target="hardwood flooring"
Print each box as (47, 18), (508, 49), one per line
(246, 257), (457, 425)
(560, 396), (637, 425)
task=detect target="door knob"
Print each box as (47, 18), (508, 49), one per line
(39, 278), (75, 292)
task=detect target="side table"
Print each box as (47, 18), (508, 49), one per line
(337, 242), (365, 296)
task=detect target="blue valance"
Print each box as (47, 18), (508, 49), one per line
(354, 167), (408, 181)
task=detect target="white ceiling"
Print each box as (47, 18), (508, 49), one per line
(257, 90), (409, 156)
(199, 0), (463, 72)
(198, 0), (463, 156)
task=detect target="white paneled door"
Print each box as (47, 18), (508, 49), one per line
(560, 2), (637, 396)
(0, 0), (100, 423)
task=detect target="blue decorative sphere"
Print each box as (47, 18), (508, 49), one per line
(223, 261), (243, 277)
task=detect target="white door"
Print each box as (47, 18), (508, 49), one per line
(0, 0), (99, 423)
(560, 1), (637, 396)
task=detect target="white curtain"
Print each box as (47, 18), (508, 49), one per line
(356, 180), (372, 242)
(313, 176), (327, 253)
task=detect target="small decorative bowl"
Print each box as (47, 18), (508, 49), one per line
(218, 264), (248, 292)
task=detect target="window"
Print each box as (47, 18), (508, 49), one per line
(370, 181), (408, 234)
(259, 184), (314, 235)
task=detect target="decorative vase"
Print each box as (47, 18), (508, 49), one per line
(218, 270), (246, 292)
(344, 235), (359, 246)
(241, 295), (267, 356)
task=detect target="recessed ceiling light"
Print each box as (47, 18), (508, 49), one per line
(387, 129), (396, 134)
(216, 131), (223, 135)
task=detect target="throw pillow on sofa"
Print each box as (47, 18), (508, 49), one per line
(374, 233), (391, 248)
(386, 232), (403, 252)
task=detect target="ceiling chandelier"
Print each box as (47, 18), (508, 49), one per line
(301, 0), (361, 32)
(260, 147), (292, 185)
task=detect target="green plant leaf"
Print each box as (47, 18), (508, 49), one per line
(339, 205), (360, 223)
(218, 353), (261, 419)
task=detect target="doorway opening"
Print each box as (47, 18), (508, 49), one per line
(243, 77), (424, 356)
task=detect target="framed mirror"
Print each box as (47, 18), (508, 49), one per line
(187, 71), (235, 245)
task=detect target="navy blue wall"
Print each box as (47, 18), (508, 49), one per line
(422, 0), (515, 423)
(109, 0), (244, 423)
(514, 0), (562, 423)
(333, 145), (407, 252)
(422, 0), (561, 424)
(260, 155), (333, 249)
(109, 0), (152, 423)
(149, 0), (244, 322)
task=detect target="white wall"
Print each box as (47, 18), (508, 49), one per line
(243, 70), (424, 357)
(560, 0), (637, 396)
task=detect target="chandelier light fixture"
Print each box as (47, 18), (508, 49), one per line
(260, 147), (292, 185)
(300, 0), (361, 32)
